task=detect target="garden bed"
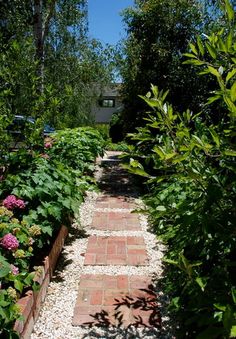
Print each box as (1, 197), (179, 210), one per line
(13, 225), (68, 338)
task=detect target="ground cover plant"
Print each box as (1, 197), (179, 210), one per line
(123, 1), (236, 337)
(0, 127), (104, 338)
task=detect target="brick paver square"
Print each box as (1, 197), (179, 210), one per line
(91, 211), (141, 231)
(95, 196), (136, 209)
(72, 275), (161, 328)
(84, 236), (148, 266)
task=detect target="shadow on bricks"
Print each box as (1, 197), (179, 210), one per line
(76, 284), (162, 338)
(98, 157), (140, 198)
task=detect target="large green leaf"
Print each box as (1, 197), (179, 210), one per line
(0, 256), (10, 278)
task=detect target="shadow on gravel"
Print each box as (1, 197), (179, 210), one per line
(51, 227), (88, 282)
(65, 227), (88, 246)
(51, 252), (74, 283)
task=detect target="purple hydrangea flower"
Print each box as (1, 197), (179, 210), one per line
(3, 195), (25, 210)
(0, 233), (19, 250)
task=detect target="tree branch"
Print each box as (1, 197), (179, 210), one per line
(43, 0), (57, 43)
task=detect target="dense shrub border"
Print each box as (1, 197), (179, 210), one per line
(0, 127), (104, 338)
(123, 3), (236, 338)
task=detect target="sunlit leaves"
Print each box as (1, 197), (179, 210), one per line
(124, 3), (236, 336)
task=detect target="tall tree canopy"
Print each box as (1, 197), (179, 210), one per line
(0, 0), (114, 129)
(119, 0), (226, 135)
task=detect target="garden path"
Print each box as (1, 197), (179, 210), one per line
(31, 152), (172, 338)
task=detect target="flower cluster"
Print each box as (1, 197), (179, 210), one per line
(29, 225), (41, 236)
(44, 142), (53, 149)
(3, 195), (25, 210)
(7, 287), (17, 300)
(0, 206), (13, 217)
(10, 264), (19, 275)
(0, 233), (19, 250)
(14, 249), (25, 258)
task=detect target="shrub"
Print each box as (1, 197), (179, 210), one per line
(45, 127), (105, 172)
(0, 203), (40, 337)
(0, 126), (105, 336)
(124, 2), (236, 337)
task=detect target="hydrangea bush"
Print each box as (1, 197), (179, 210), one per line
(0, 201), (41, 337)
(0, 126), (105, 336)
(3, 195), (26, 210)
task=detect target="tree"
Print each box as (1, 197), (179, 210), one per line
(119, 0), (223, 135)
(0, 0), (114, 130)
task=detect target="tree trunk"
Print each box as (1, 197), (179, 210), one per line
(33, 0), (56, 100)
(33, 0), (44, 97)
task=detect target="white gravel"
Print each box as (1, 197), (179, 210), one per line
(31, 156), (174, 339)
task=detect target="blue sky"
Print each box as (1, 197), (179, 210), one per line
(88, 0), (134, 45)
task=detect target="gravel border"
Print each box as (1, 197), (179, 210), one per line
(31, 159), (174, 339)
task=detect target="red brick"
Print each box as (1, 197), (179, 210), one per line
(126, 255), (140, 266)
(107, 244), (116, 254)
(127, 237), (145, 245)
(117, 276), (129, 289)
(33, 272), (50, 320)
(72, 314), (95, 326)
(90, 290), (103, 305)
(75, 305), (91, 314)
(116, 244), (126, 255)
(84, 253), (96, 265)
(104, 276), (117, 289)
(20, 314), (35, 339)
(87, 246), (106, 254)
(80, 277), (103, 289)
(138, 255), (149, 265)
(96, 254), (107, 264)
(87, 236), (97, 245)
(127, 249), (147, 255)
(16, 291), (34, 323)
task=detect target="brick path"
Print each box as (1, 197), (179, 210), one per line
(72, 152), (161, 329)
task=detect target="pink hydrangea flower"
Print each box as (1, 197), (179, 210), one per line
(1, 233), (19, 250)
(10, 264), (19, 275)
(15, 199), (25, 209)
(44, 142), (52, 149)
(3, 195), (25, 210)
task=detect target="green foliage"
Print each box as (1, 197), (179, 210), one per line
(0, 205), (40, 337)
(94, 123), (129, 151)
(0, 1), (116, 139)
(46, 127), (105, 172)
(0, 126), (105, 335)
(1, 128), (104, 247)
(120, 0), (218, 134)
(95, 124), (110, 142)
(4, 158), (83, 245)
(124, 3), (236, 336)
(105, 141), (130, 152)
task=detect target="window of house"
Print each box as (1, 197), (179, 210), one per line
(101, 99), (115, 108)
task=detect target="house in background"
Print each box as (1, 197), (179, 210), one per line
(92, 83), (123, 123)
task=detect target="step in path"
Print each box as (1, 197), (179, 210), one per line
(31, 151), (172, 339)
